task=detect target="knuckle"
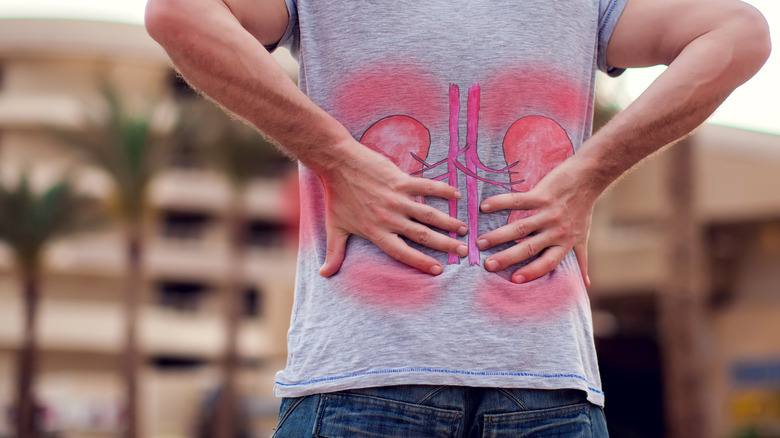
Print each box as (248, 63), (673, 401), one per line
(543, 257), (559, 273)
(387, 176), (406, 193)
(388, 245), (406, 262)
(367, 228), (384, 244)
(547, 207), (563, 223)
(525, 241), (539, 258)
(513, 221), (528, 237)
(421, 181), (436, 196)
(422, 209), (436, 225)
(537, 193), (554, 205)
(415, 228), (430, 245)
(385, 197), (403, 212)
(556, 224), (571, 238)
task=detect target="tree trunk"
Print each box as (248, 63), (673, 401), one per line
(16, 267), (40, 438)
(659, 137), (709, 438)
(122, 228), (143, 438)
(215, 197), (245, 438)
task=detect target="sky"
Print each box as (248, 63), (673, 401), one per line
(0, 0), (778, 136)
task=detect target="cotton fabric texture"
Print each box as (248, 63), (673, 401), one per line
(273, 0), (628, 407)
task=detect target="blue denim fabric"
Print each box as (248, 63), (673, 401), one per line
(272, 385), (608, 437)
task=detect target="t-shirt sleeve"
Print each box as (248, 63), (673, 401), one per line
(263, 0), (299, 56)
(597, 0), (629, 77)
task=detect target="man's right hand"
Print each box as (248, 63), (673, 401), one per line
(318, 141), (469, 277)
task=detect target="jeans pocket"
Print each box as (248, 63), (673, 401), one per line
(481, 402), (596, 438)
(314, 392), (462, 438)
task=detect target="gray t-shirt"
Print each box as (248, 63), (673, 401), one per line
(273, 0), (627, 406)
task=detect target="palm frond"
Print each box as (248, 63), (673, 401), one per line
(48, 84), (166, 224)
(0, 173), (104, 269)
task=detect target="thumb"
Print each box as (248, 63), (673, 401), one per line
(574, 243), (590, 288)
(319, 227), (349, 277)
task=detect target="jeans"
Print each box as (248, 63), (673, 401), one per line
(272, 385), (608, 437)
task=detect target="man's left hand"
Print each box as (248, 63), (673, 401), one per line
(477, 159), (596, 286)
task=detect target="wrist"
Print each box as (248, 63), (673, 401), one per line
(563, 147), (612, 203)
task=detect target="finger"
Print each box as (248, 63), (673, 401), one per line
(407, 202), (468, 236)
(401, 221), (468, 258)
(574, 243), (590, 287)
(509, 246), (569, 284)
(374, 233), (444, 275)
(319, 227), (349, 277)
(483, 232), (553, 273)
(404, 177), (462, 200)
(480, 191), (544, 213)
(476, 214), (546, 250)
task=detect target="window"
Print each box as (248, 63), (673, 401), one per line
(160, 210), (211, 241)
(149, 355), (206, 370)
(243, 286), (264, 318)
(157, 280), (208, 312)
(245, 218), (287, 248)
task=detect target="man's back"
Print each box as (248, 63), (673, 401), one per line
(272, 0), (622, 407)
(145, 0), (770, 433)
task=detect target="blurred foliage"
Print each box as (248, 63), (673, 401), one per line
(0, 172), (102, 269)
(50, 84), (166, 224)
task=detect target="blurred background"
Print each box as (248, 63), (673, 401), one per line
(0, 1), (777, 438)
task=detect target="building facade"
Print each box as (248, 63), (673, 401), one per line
(0, 16), (779, 438)
(0, 18), (299, 438)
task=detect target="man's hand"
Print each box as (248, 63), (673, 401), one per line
(476, 158), (595, 285)
(318, 142), (469, 277)
(475, 0), (769, 286)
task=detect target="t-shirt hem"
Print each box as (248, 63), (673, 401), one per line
(274, 368), (605, 407)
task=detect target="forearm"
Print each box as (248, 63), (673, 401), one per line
(146, 0), (469, 276)
(571, 3), (771, 199)
(145, 0), (354, 175)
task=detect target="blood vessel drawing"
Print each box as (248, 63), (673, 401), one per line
(358, 83), (574, 267)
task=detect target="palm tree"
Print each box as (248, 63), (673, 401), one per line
(173, 100), (291, 438)
(660, 135), (708, 437)
(0, 173), (100, 438)
(52, 85), (165, 438)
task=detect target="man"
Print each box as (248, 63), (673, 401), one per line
(145, 0), (769, 435)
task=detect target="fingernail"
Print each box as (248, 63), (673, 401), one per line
(477, 238), (488, 250)
(457, 226), (468, 236)
(457, 244), (468, 257)
(454, 190), (462, 199)
(481, 203), (490, 212)
(430, 265), (443, 275)
(318, 262), (329, 276)
(513, 274), (526, 284)
(485, 259), (499, 271)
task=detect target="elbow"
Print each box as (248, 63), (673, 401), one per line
(144, 0), (190, 46)
(730, 3), (772, 76)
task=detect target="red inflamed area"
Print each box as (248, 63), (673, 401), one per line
(333, 63), (448, 134)
(480, 67), (586, 134)
(334, 256), (444, 311)
(332, 252), (581, 321)
(476, 268), (583, 322)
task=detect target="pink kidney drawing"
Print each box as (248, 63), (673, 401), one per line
(360, 115), (431, 174)
(503, 116), (574, 225)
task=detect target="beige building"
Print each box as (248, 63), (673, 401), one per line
(0, 18), (299, 438)
(0, 15), (779, 438)
(589, 124), (780, 437)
